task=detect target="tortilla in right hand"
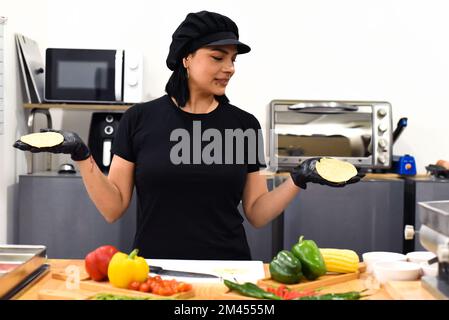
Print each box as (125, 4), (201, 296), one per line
(315, 157), (358, 183)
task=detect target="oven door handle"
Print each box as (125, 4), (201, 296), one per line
(288, 102), (358, 113)
(115, 50), (124, 102)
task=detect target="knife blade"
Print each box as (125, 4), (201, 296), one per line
(148, 265), (220, 278)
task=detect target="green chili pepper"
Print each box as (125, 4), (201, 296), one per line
(291, 235), (327, 280)
(242, 282), (282, 300)
(295, 291), (364, 300)
(223, 280), (282, 300)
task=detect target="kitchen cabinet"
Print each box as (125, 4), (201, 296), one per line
(404, 177), (449, 251)
(16, 172), (278, 262)
(281, 177), (405, 256)
(16, 173), (407, 261)
(16, 172), (136, 259)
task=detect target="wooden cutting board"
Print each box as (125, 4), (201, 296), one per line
(37, 287), (181, 300)
(257, 272), (360, 292)
(79, 279), (194, 299)
(222, 272), (361, 300)
(256, 263), (365, 291)
(49, 268), (194, 300)
(38, 289), (96, 300)
(221, 264), (365, 299)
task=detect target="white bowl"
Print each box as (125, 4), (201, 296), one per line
(406, 251), (436, 265)
(362, 251), (407, 273)
(421, 264), (438, 277)
(373, 261), (422, 284)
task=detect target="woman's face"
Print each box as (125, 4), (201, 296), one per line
(184, 45), (238, 97)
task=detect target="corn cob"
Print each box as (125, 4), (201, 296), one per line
(319, 249), (360, 273)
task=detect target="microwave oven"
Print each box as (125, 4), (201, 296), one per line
(268, 100), (393, 171)
(44, 48), (143, 104)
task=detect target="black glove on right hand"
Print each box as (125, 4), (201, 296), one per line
(13, 129), (91, 161)
(290, 157), (365, 189)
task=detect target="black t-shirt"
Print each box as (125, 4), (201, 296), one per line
(111, 95), (266, 260)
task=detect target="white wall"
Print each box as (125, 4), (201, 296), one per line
(2, 0), (449, 242)
(0, 1), (48, 243)
(43, 0), (449, 171)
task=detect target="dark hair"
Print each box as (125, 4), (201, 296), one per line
(165, 63), (230, 108)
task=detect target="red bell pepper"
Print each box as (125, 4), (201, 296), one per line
(84, 245), (119, 281)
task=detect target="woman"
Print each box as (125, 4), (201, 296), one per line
(14, 11), (363, 260)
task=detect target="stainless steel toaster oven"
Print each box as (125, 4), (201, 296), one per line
(268, 100), (393, 171)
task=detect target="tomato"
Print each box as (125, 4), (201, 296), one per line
(139, 282), (151, 292)
(151, 283), (162, 294)
(158, 286), (175, 296)
(139, 276), (192, 296)
(176, 282), (192, 292)
(165, 280), (176, 292)
(153, 286), (166, 296)
(128, 281), (141, 291)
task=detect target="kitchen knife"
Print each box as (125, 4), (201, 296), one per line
(148, 265), (220, 278)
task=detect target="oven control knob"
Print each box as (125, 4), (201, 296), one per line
(378, 138), (387, 149)
(104, 125), (114, 135)
(378, 123), (388, 133)
(377, 108), (387, 118)
(105, 115), (114, 123)
(378, 155), (387, 164)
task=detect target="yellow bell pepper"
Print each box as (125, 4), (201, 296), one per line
(107, 249), (149, 288)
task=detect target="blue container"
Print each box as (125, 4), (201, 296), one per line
(395, 154), (417, 175)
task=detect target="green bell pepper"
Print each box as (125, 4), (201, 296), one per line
(291, 235), (327, 280)
(269, 250), (303, 284)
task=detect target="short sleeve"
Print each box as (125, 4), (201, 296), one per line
(111, 106), (137, 162)
(247, 115), (267, 173)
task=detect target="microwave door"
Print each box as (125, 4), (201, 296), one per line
(45, 48), (118, 103)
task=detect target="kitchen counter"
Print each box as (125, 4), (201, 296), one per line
(11, 259), (435, 300)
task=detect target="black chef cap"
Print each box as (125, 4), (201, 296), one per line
(166, 11), (251, 71)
